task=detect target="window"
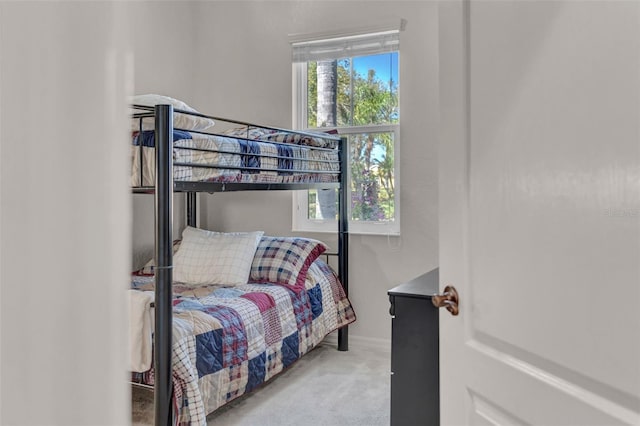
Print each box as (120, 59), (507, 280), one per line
(291, 29), (400, 235)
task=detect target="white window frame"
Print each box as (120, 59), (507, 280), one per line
(291, 60), (401, 236)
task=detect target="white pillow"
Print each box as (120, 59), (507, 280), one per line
(131, 94), (215, 131)
(173, 227), (263, 286)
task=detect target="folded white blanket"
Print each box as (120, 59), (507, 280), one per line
(129, 290), (155, 372)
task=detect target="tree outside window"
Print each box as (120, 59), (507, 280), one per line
(305, 52), (399, 226)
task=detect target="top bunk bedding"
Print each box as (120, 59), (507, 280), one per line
(130, 101), (342, 191)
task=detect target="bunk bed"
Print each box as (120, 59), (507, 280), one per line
(129, 98), (354, 426)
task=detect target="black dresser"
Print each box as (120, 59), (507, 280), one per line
(388, 268), (440, 426)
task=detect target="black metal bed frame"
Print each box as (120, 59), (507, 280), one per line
(136, 104), (349, 426)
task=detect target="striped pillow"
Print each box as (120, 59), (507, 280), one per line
(262, 132), (338, 149)
(250, 237), (328, 288)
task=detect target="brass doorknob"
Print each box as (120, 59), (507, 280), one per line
(432, 285), (459, 316)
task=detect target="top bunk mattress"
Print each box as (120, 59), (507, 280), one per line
(130, 126), (341, 189)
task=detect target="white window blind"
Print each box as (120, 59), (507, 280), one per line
(292, 30), (400, 63)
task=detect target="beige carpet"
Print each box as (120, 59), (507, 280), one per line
(132, 341), (390, 425)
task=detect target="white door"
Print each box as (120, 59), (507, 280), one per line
(438, 1), (640, 425)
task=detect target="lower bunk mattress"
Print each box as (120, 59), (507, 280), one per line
(130, 259), (355, 425)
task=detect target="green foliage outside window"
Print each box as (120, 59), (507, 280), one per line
(307, 54), (399, 222)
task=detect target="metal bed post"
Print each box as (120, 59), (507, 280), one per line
(338, 136), (349, 352)
(154, 104), (174, 426)
(186, 192), (197, 227)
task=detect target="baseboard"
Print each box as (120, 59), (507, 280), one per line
(323, 331), (391, 353)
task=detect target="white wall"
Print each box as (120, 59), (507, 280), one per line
(0, 2), (131, 424)
(190, 1), (440, 343)
(129, 2), (199, 269)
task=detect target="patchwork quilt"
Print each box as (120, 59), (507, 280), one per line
(130, 259), (355, 425)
